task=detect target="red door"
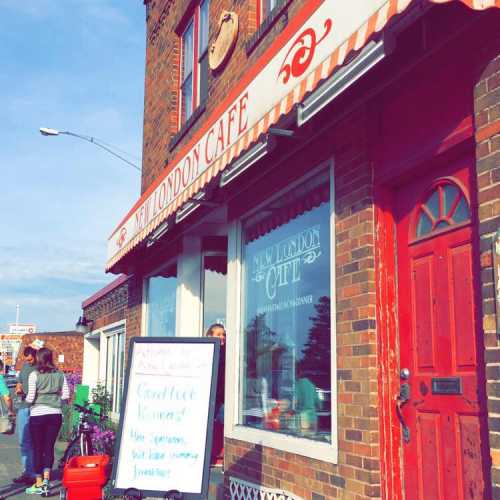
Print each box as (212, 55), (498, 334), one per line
(394, 156), (490, 500)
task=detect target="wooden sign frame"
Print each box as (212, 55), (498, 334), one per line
(111, 337), (220, 499)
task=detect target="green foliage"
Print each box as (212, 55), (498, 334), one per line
(91, 382), (112, 417)
(89, 383), (118, 458)
(297, 296), (331, 387)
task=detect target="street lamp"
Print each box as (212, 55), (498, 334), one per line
(39, 127), (141, 171)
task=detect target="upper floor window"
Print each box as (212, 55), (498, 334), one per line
(180, 0), (210, 127)
(258, 0), (278, 24)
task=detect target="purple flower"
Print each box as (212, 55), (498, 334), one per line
(90, 424), (116, 455)
(65, 372), (82, 397)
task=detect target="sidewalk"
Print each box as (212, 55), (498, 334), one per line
(0, 432), (63, 500)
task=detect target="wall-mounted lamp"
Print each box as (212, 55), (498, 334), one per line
(175, 190), (219, 225)
(146, 220), (171, 247)
(219, 137), (275, 188)
(297, 36), (394, 126)
(75, 316), (94, 334)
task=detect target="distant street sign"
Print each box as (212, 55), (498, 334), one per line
(0, 334), (23, 368)
(8, 323), (36, 334)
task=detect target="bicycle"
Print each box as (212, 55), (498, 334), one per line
(59, 402), (104, 467)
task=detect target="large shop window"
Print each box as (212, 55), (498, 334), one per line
(104, 324), (125, 416)
(146, 264), (177, 337)
(240, 171), (331, 443)
(180, 0), (210, 126)
(203, 254), (227, 332)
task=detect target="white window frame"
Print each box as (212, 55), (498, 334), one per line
(96, 319), (126, 422)
(225, 158), (338, 463)
(178, 0), (210, 128)
(142, 258), (178, 338)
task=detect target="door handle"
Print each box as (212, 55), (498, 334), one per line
(396, 382), (411, 444)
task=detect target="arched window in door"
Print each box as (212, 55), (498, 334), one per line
(415, 179), (471, 238)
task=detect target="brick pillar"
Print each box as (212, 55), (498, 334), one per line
(474, 41), (500, 495)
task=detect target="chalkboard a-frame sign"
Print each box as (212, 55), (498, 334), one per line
(111, 337), (220, 499)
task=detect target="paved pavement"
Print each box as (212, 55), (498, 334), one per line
(0, 432), (64, 500)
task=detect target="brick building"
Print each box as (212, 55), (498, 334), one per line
(79, 274), (129, 420)
(14, 332), (84, 373)
(101, 1), (500, 498)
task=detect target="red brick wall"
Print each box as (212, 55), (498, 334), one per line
(82, 277), (140, 359)
(136, 2), (500, 498)
(141, 0), (299, 194)
(222, 104), (380, 499)
(14, 332), (84, 373)
(125, 274), (143, 357)
(474, 28), (500, 497)
(139, 1), (380, 498)
(83, 280), (128, 330)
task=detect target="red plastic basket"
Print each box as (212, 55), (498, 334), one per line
(62, 455), (110, 500)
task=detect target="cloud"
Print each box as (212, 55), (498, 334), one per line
(0, 246), (108, 286)
(0, 1), (145, 332)
(83, 3), (130, 27)
(0, 0), (56, 18)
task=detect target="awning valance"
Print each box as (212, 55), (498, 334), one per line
(107, 0), (499, 271)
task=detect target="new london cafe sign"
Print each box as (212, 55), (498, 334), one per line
(107, 0), (499, 270)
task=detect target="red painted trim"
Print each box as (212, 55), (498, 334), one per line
(174, 0), (199, 35)
(176, 33), (182, 131)
(193, 7), (200, 110)
(82, 274), (129, 309)
(375, 186), (404, 500)
(180, 19), (195, 126)
(109, 0), (323, 238)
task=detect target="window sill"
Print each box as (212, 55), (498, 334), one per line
(169, 101), (206, 152)
(226, 424), (338, 463)
(246, 0), (293, 56)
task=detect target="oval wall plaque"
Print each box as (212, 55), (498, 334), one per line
(209, 11), (239, 72)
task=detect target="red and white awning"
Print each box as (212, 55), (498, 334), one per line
(107, 0), (499, 271)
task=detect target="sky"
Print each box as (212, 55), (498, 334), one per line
(0, 1), (146, 332)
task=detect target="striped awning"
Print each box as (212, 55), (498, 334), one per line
(106, 0), (499, 271)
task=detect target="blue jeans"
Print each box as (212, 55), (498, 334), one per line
(16, 407), (34, 476)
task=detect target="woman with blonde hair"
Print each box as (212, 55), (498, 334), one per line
(25, 347), (69, 496)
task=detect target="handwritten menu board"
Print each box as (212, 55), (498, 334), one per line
(112, 337), (220, 499)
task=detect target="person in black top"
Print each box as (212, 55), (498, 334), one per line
(206, 324), (225, 467)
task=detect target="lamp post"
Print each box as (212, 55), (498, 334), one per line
(39, 127), (141, 172)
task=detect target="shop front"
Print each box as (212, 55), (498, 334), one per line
(105, 1), (500, 498)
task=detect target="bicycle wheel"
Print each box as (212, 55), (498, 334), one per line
(60, 437), (81, 467)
